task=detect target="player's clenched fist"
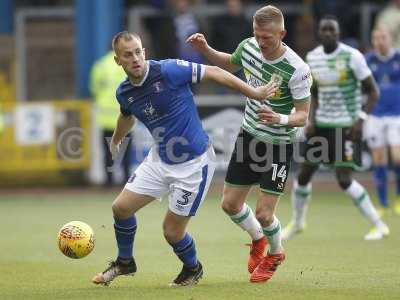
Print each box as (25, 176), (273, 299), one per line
(186, 33), (209, 51)
(257, 107), (281, 125)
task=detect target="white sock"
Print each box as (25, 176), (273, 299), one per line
(263, 215), (282, 254)
(291, 180), (312, 227)
(229, 203), (264, 241)
(345, 180), (386, 228)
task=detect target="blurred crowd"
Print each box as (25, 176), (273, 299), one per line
(134, 0), (400, 62)
(3, 0), (400, 98)
(10, 0), (397, 58)
(2, 0), (398, 102)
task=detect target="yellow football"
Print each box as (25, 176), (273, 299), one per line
(57, 221), (95, 259)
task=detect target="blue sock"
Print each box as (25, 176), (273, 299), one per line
(394, 166), (400, 196)
(114, 215), (137, 260)
(170, 233), (198, 268)
(373, 166), (388, 207)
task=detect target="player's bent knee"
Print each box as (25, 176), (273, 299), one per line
(337, 177), (352, 190)
(298, 176), (311, 186)
(391, 154), (400, 165)
(221, 185), (249, 215)
(163, 230), (181, 244)
(221, 198), (242, 215)
(298, 166), (316, 186)
(255, 209), (273, 227)
(163, 224), (185, 243)
(373, 155), (386, 165)
(111, 200), (132, 219)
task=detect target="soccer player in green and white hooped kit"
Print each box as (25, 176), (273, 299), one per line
(281, 16), (390, 241)
(187, 5), (312, 283)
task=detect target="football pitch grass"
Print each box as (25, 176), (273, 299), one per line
(1, 184), (399, 300)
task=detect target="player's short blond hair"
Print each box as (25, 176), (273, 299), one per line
(112, 31), (141, 52)
(253, 5), (285, 30)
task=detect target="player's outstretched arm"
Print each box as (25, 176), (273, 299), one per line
(186, 33), (239, 73)
(110, 113), (135, 160)
(257, 101), (310, 127)
(202, 65), (277, 101)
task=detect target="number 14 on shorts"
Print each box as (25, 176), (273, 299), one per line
(271, 164), (287, 182)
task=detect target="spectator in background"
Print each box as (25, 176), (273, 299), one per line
(210, 0), (252, 54)
(364, 26), (400, 216)
(376, 0), (400, 49)
(292, 0), (315, 59)
(90, 51), (132, 187)
(145, 0), (203, 63)
(171, 0), (204, 63)
(208, 0), (251, 93)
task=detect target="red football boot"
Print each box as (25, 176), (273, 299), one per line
(247, 237), (267, 274)
(250, 252), (285, 283)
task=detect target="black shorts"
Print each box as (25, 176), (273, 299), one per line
(225, 129), (293, 195)
(303, 126), (361, 168)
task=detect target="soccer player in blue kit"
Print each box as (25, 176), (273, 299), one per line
(92, 31), (277, 286)
(365, 26), (400, 216)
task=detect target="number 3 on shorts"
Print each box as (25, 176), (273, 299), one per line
(177, 190), (192, 205)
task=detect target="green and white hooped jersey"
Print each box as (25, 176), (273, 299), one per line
(306, 43), (372, 128)
(231, 37), (312, 145)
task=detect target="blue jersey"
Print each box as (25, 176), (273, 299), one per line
(116, 59), (209, 164)
(365, 50), (400, 116)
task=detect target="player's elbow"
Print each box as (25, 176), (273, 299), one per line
(208, 65), (220, 73)
(120, 114), (135, 124)
(120, 114), (133, 120)
(203, 65), (221, 81)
